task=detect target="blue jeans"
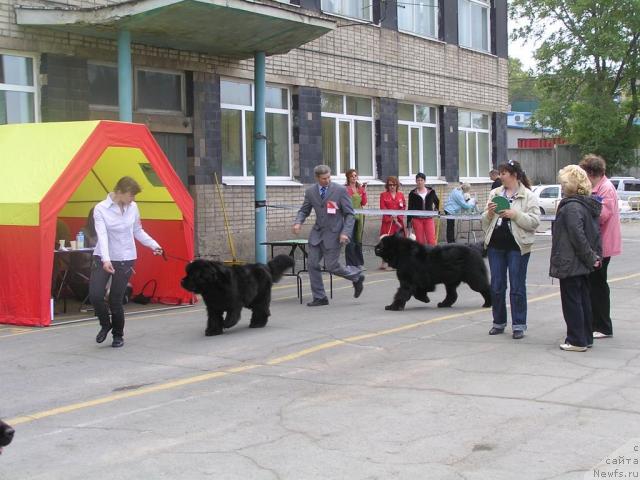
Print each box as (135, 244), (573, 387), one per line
(487, 248), (530, 331)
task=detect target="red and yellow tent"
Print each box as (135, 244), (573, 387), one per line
(0, 121), (195, 327)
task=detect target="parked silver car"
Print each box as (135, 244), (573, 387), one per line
(609, 177), (640, 202)
(532, 184), (632, 214)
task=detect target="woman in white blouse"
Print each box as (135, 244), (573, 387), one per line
(90, 176), (163, 348)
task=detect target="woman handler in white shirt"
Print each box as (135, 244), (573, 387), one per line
(91, 176), (163, 348)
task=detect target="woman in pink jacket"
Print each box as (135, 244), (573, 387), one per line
(579, 154), (622, 338)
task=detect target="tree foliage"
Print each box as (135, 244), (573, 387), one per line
(510, 0), (640, 173)
(508, 57), (540, 105)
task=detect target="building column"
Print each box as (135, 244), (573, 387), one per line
(492, 112), (508, 168)
(376, 97), (398, 180)
(440, 106), (459, 181)
(118, 30), (133, 122)
(254, 51), (267, 264)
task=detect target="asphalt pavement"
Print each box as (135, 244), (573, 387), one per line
(1, 222), (640, 480)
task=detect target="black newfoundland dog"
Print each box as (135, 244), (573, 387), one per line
(374, 235), (491, 310)
(181, 255), (295, 336)
(0, 419), (14, 454)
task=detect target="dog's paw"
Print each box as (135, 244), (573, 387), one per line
(249, 321), (268, 328)
(437, 302), (453, 308)
(385, 304), (404, 311)
(414, 294), (430, 304)
(205, 328), (223, 336)
(482, 301), (492, 308)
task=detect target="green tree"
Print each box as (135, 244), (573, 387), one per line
(508, 57), (539, 106)
(510, 0), (640, 173)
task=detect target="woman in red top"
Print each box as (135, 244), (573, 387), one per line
(344, 169), (368, 267)
(379, 176), (406, 269)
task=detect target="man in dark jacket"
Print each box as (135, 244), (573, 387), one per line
(550, 165), (602, 352)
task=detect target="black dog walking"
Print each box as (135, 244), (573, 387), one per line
(375, 235), (491, 310)
(181, 255), (294, 336)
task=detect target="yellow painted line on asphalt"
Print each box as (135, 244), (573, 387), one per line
(6, 271), (640, 426)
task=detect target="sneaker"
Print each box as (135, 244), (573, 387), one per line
(593, 331), (612, 339)
(112, 336), (124, 348)
(96, 326), (111, 344)
(512, 330), (524, 340)
(307, 297), (329, 307)
(559, 343), (587, 352)
(488, 327), (505, 335)
(353, 275), (365, 298)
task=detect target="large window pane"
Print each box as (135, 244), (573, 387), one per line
(355, 120), (372, 176)
(339, 121), (350, 174)
(472, 112), (489, 129)
(397, 1), (413, 32)
(423, 127), (438, 176)
(222, 109), (243, 176)
(398, 124), (409, 176)
(477, 132), (490, 177)
(245, 111), (254, 176)
(398, 103), (414, 121)
(322, 0), (371, 21)
(221, 79), (251, 106)
(137, 70), (182, 111)
(321, 92), (343, 113)
(411, 127), (420, 175)
(88, 64), (118, 107)
(415, 1), (437, 37)
(322, 117), (337, 173)
(0, 91), (34, 124)
(266, 87), (288, 110)
(458, 0), (470, 48)
(468, 133), (478, 177)
(1, 55), (34, 86)
(266, 112), (290, 176)
(346, 96), (372, 116)
(416, 105), (435, 123)
(458, 132), (467, 177)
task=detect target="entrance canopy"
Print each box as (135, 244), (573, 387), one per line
(0, 121), (195, 326)
(15, 0), (335, 59)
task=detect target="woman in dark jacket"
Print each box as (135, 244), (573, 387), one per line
(407, 172), (439, 245)
(550, 165), (602, 352)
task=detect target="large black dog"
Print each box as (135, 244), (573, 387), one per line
(374, 235), (491, 310)
(181, 255), (294, 336)
(0, 419), (14, 454)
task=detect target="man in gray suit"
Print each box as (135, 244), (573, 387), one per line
(293, 165), (365, 306)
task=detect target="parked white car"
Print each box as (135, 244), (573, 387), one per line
(532, 184), (631, 214)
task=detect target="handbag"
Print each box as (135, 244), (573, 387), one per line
(132, 279), (157, 305)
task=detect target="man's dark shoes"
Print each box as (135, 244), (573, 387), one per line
(112, 336), (124, 348)
(353, 275), (365, 298)
(488, 327), (504, 335)
(512, 330), (524, 340)
(96, 326), (112, 344)
(307, 297), (329, 307)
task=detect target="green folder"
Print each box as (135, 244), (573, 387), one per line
(492, 196), (510, 212)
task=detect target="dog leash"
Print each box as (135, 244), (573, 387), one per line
(160, 251), (193, 264)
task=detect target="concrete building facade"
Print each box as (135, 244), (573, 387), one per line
(1, 0), (508, 259)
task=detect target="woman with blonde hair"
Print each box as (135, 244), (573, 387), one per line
(344, 169), (368, 268)
(550, 165), (602, 352)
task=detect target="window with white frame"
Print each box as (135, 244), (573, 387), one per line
(458, 0), (490, 52)
(221, 78), (291, 179)
(398, 103), (439, 178)
(458, 111), (491, 178)
(0, 52), (37, 124)
(135, 68), (184, 113)
(397, 0), (439, 39)
(321, 0), (372, 21)
(88, 62), (118, 108)
(321, 92), (374, 178)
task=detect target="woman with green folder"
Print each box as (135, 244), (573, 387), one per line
(482, 160), (540, 340)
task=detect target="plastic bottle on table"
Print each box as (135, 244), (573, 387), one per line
(76, 231), (85, 249)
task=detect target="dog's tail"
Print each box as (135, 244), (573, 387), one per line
(268, 255), (295, 283)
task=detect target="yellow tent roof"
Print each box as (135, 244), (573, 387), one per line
(0, 121), (181, 225)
